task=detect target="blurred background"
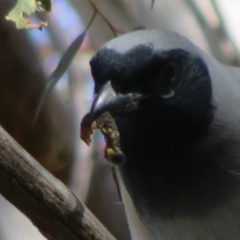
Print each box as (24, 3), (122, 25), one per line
(0, 0), (240, 239)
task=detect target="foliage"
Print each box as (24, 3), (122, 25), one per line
(5, 0), (52, 30)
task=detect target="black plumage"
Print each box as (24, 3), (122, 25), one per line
(83, 30), (240, 240)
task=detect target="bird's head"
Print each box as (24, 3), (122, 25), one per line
(81, 30), (214, 164)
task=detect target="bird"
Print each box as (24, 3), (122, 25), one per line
(81, 29), (240, 240)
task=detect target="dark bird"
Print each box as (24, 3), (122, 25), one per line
(81, 29), (240, 240)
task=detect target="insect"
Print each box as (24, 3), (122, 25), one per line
(80, 112), (125, 165)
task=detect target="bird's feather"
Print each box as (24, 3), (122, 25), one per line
(86, 29), (240, 240)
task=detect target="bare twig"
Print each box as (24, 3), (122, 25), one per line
(88, 0), (123, 36)
(0, 125), (116, 240)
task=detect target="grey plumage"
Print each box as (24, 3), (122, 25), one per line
(86, 30), (240, 240)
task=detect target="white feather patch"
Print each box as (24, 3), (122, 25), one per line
(115, 168), (153, 240)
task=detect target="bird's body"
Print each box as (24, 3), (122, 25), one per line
(83, 30), (240, 239)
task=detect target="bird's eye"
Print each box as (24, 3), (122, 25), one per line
(162, 61), (176, 83)
(111, 81), (121, 93)
(94, 82), (103, 94)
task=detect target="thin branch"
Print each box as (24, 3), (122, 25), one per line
(88, 0), (121, 37)
(0, 125), (116, 240)
(87, 8), (98, 29)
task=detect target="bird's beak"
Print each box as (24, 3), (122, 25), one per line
(89, 81), (143, 120)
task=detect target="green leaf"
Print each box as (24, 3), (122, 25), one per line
(49, 31), (86, 83)
(32, 31), (87, 125)
(5, 0), (51, 29)
(151, 0), (155, 9)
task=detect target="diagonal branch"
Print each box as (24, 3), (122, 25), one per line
(0, 125), (116, 240)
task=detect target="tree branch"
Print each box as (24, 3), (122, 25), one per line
(0, 125), (116, 240)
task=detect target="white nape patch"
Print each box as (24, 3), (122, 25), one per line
(103, 30), (198, 55)
(115, 168), (153, 240)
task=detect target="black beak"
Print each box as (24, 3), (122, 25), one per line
(89, 81), (143, 120)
